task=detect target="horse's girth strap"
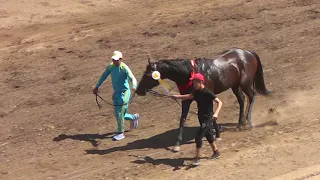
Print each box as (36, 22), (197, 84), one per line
(190, 59), (197, 78)
(177, 59), (197, 91)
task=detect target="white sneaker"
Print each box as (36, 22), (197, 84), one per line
(191, 158), (201, 166)
(113, 133), (125, 141)
(130, 113), (139, 129)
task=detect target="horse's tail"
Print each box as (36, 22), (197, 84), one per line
(250, 51), (271, 96)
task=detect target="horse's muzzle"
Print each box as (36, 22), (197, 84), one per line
(136, 89), (147, 96)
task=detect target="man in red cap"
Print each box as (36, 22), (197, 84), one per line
(170, 73), (222, 166)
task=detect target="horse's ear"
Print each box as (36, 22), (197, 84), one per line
(147, 55), (152, 64)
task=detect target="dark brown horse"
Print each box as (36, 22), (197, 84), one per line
(136, 48), (270, 151)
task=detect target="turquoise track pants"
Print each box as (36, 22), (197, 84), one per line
(113, 90), (135, 133)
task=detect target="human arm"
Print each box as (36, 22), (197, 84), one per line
(125, 65), (138, 91)
(93, 65), (112, 94)
(170, 94), (194, 100)
(213, 97), (222, 118)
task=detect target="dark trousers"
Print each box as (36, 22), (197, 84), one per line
(212, 117), (220, 138)
(181, 99), (221, 137)
(195, 120), (215, 148)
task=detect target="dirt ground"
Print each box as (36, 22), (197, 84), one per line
(1, 0), (320, 179)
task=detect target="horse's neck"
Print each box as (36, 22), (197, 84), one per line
(159, 61), (192, 86)
(166, 73), (189, 86)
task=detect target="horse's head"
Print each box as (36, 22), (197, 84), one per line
(136, 57), (195, 95)
(136, 58), (160, 96)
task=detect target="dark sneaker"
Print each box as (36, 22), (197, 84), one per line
(209, 151), (220, 160)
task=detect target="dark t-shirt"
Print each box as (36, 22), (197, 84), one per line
(192, 87), (217, 123)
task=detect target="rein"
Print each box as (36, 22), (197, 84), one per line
(147, 89), (198, 115)
(95, 93), (136, 109)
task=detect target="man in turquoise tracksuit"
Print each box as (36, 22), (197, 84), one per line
(93, 51), (139, 141)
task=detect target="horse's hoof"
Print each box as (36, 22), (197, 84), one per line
(248, 124), (254, 130)
(183, 121), (188, 127)
(173, 146), (180, 152)
(235, 125), (243, 131)
(244, 123), (254, 130)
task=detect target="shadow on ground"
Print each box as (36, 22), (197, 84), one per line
(85, 127), (198, 155)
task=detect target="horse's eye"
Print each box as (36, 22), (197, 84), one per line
(144, 71), (152, 77)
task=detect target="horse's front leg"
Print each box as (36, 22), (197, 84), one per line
(173, 99), (193, 152)
(232, 87), (245, 130)
(173, 120), (184, 152)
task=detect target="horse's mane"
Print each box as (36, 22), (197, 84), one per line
(157, 59), (195, 75)
(154, 49), (234, 74)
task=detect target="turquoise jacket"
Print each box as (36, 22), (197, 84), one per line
(95, 62), (137, 93)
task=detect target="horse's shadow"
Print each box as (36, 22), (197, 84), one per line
(84, 127), (198, 155)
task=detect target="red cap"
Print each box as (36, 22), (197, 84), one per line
(190, 73), (205, 81)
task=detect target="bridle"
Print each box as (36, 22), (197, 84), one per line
(144, 60), (198, 115)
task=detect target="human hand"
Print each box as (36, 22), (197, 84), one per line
(168, 95), (176, 100)
(93, 87), (99, 94)
(213, 115), (218, 121)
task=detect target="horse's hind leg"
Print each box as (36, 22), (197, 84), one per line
(232, 87), (246, 129)
(242, 86), (256, 128)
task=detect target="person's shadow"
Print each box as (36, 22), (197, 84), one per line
(84, 127), (198, 155)
(131, 155), (203, 170)
(53, 132), (120, 147)
(132, 156), (191, 166)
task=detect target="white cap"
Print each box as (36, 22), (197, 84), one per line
(111, 51), (123, 61)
